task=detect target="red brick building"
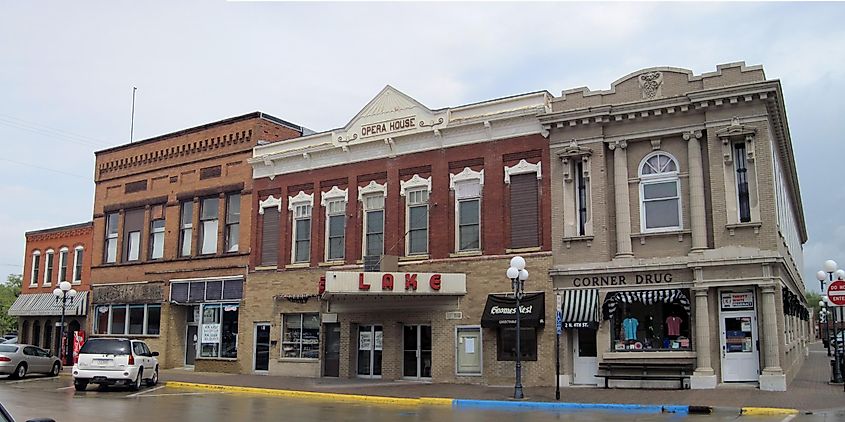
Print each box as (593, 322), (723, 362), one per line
(240, 87), (556, 385)
(11, 222), (93, 361)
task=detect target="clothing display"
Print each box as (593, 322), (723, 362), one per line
(665, 316), (682, 336)
(622, 317), (639, 340)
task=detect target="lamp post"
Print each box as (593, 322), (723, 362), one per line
(817, 259), (843, 384)
(507, 256), (528, 400)
(53, 281), (77, 366)
(817, 270), (832, 357)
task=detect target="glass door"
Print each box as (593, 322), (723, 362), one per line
(357, 325), (382, 378)
(403, 325), (431, 379)
(254, 323), (270, 372)
(719, 312), (759, 382)
(323, 323), (340, 377)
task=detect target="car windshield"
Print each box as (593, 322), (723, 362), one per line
(79, 339), (131, 355)
(0, 345), (17, 353)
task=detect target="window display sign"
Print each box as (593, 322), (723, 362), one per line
(201, 323), (220, 343)
(374, 330), (383, 351)
(721, 292), (754, 310)
(359, 331), (372, 350)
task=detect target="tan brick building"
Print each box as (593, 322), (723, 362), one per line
(543, 63), (810, 391)
(11, 222), (93, 364)
(242, 87), (557, 386)
(88, 112), (305, 372)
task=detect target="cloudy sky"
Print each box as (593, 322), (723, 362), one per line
(1, 1), (843, 291)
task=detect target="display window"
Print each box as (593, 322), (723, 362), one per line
(199, 303), (239, 358)
(603, 289), (692, 352)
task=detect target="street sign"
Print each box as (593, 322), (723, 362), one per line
(828, 280), (845, 306)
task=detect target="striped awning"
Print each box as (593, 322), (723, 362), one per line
(602, 289), (690, 321)
(559, 289), (599, 329)
(8, 291), (89, 317)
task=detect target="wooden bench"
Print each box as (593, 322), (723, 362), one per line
(596, 362), (694, 389)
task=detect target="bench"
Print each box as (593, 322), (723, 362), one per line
(596, 362), (694, 389)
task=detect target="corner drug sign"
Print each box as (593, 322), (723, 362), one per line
(323, 271), (467, 295)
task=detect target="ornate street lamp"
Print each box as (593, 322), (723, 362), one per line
(506, 256), (529, 400)
(53, 281), (77, 366)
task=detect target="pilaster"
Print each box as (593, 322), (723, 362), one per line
(759, 284), (786, 391)
(690, 281), (717, 389)
(609, 140), (633, 258)
(683, 130), (707, 252)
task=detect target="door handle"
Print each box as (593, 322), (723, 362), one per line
(722, 345), (725, 358)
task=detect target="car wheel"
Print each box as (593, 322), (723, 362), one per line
(12, 363), (26, 379)
(130, 369), (142, 391)
(145, 367), (159, 387)
(74, 379), (88, 391)
(50, 362), (61, 377)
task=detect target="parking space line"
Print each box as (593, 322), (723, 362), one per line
(126, 385), (166, 398)
(780, 415), (797, 422)
(56, 386), (75, 390)
(5, 377), (54, 384)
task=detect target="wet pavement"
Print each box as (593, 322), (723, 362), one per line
(0, 375), (843, 422)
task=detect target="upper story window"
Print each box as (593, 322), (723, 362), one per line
(258, 196), (282, 267)
(558, 143), (593, 238)
(30, 251), (41, 287)
(638, 152), (682, 233)
(104, 212), (119, 263)
(505, 159), (542, 249)
(225, 194), (241, 253)
(734, 143), (751, 223)
(199, 197), (219, 255)
(179, 201), (193, 257)
(322, 187), (348, 262)
(359, 181), (387, 258)
(44, 249), (54, 286)
(289, 191), (313, 264)
(58, 247), (69, 282)
(149, 204), (165, 260)
(401, 175), (432, 256)
(72, 246), (83, 283)
(451, 168), (484, 252)
(123, 209), (144, 262)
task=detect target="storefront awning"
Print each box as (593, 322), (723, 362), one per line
(602, 289), (690, 321)
(481, 292), (545, 328)
(559, 289), (599, 329)
(8, 291), (89, 317)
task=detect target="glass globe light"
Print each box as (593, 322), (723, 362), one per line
(836, 269), (845, 280)
(506, 267), (519, 280)
(519, 269), (529, 281)
(52, 288), (62, 297)
(510, 256), (526, 271)
(823, 260), (838, 273)
(817, 271), (828, 281)
(59, 281), (72, 292)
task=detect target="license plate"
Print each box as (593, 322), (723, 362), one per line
(93, 359), (112, 366)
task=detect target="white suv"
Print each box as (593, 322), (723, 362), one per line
(72, 338), (159, 391)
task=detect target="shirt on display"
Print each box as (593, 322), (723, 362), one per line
(666, 316), (682, 336)
(622, 317), (639, 340)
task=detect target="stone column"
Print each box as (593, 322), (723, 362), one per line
(690, 284), (716, 389)
(759, 284), (786, 391)
(609, 140), (633, 258)
(683, 130), (707, 252)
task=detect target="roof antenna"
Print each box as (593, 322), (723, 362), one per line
(130, 86), (137, 142)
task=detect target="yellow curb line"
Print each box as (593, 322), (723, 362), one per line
(165, 381), (453, 407)
(740, 407), (800, 416)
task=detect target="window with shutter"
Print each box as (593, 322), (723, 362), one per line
(509, 173), (540, 249)
(260, 207), (280, 266)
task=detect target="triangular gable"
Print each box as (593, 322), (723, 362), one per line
(334, 85), (440, 144)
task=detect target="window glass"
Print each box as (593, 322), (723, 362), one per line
(639, 153), (681, 231)
(365, 210), (384, 257)
(150, 219), (165, 259)
(282, 313), (320, 359)
(79, 339), (131, 355)
(44, 252), (54, 285)
(73, 249), (83, 281)
(105, 212), (119, 263)
(294, 218), (311, 263)
(180, 201), (194, 256)
(133, 342), (145, 356)
(734, 143), (751, 223)
(111, 305), (127, 335)
(611, 297), (690, 351)
(496, 327), (537, 361)
(408, 205), (428, 254)
(225, 194), (240, 253)
(221, 304), (239, 358)
(458, 199), (480, 251)
(327, 213), (345, 260)
(128, 305), (145, 335)
(200, 197), (219, 255)
(644, 199), (680, 229)
(200, 304), (221, 358)
(59, 250), (68, 282)
(31, 254), (40, 285)
(643, 181), (678, 199)
(95, 306), (110, 335)
(146, 305), (161, 335)
(127, 231), (141, 261)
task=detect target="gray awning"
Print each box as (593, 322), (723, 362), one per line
(8, 291), (89, 317)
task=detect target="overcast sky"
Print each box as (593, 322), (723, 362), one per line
(1, 1), (843, 292)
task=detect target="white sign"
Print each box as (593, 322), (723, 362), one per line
(359, 331), (372, 350)
(201, 324), (220, 344)
(374, 331), (383, 351)
(465, 337), (475, 354)
(324, 271), (467, 295)
(721, 292), (754, 310)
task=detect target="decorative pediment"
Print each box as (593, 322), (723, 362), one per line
(358, 180), (387, 201)
(717, 117), (757, 163)
(287, 191), (313, 209)
(450, 167), (484, 190)
(320, 186), (348, 206)
(400, 174), (432, 196)
(335, 85), (440, 146)
(716, 117), (758, 139)
(557, 139), (593, 159)
(557, 140), (592, 183)
(258, 195), (282, 215)
(504, 159), (542, 184)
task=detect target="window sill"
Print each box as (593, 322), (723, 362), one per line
(318, 261), (345, 267)
(603, 351), (696, 359)
(450, 251), (482, 258)
(71, 281), (82, 285)
(196, 357), (238, 361)
(399, 254), (429, 262)
(285, 263), (311, 270)
(92, 334), (161, 339)
(255, 265), (278, 271)
(632, 229), (691, 244)
(562, 236), (594, 249)
(277, 357), (319, 363)
(506, 247), (541, 254)
(726, 221), (762, 236)
(93, 252), (249, 269)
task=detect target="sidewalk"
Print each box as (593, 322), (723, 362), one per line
(161, 342), (844, 412)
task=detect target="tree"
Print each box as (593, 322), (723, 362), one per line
(805, 290), (822, 321)
(0, 274), (22, 335)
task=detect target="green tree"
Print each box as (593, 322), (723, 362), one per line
(805, 290), (822, 320)
(0, 274), (21, 335)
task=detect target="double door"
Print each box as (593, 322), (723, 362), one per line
(357, 325), (382, 378)
(403, 325), (432, 379)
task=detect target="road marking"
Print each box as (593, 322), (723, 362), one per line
(780, 415), (797, 422)
(5, 377), (54, 384)
(126, 385), (166, 397)
(56, 386), (75, 390)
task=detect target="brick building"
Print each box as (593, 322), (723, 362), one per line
(544, 63), (811, 391)
(88, 112), (305, 372)
(10, 222), (93, 363)
(241, 86), (556, 386)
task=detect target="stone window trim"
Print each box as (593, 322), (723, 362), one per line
(360, 182), (386, 259)
(288, 191), (314, 264)
(258, 195), (282, 215)
(451, 167), (484, 253)
(399, 174), (431, 196)
(637, 151), (683, 234)
(717, 118), (761, 226)
(401, 175), (430, 256)
(557, 140), (593, 238)
(29, 250), (41, 287)
(321, 186), (348, 262)
(503, 159), (541, 184)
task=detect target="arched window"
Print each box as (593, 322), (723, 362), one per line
(638, 152), (682, 232)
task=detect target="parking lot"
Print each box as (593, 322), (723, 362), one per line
(0, 374), (842, 422)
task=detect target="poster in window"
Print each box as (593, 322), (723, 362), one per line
(465, 337), (475, 354)
(359, 331), (372, 350)
(202, 324), (220, 343)
(720, 292), (754, 310)
(740, 317), (752, 332)
(374, 330), (383, 351)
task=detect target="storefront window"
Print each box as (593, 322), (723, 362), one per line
(282, 313), (320, 359)
(200, 303), (239, 358)
(496, 327), (537, 361)
(611, 297), (690, 351)
(93, 304), (161, 336)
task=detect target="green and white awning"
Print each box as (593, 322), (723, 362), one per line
(8, 292), (88, 316)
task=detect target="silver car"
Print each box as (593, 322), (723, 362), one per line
(0, 344), (62, 379)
